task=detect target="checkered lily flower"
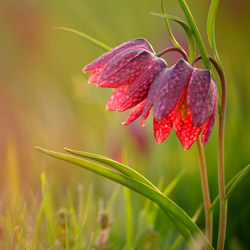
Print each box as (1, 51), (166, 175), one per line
(141, 59), (218, 149)
(83, 39), (167, 124)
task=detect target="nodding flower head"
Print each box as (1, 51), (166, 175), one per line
(84, 40), (218, 150)
(141, 59), (218, 149)
(83, 39), (167, 124)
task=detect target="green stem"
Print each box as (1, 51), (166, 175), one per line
(178, 0), (211, 69)
(208, 58), (227, 250)
(196, 137), (213, 243)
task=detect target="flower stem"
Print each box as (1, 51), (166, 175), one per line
(156, 47), (188, 61)
(196, 137), (213, 243)
(209, 57), (227, 250)
(193, 55), (227, 250)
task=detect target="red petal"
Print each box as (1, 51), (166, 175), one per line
(154, 107), (176, 143)
(174, 107), (203, 150)
(83, 38), (154, 72)
(88, 65), (105, 84)
(116, 57), (166, 111)
(106, 86), (127, 111)
(187, 69), (217, 127)
(201, 101), (217, 145)
(98, 49), (155, 88)
(122, 99), (146, 125)
(154, 59), (193, 121)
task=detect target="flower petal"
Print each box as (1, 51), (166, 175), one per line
(106, 86), (127, 111)
(122, 100), (146, 125)
(116, 57), (166, 111)
(88, 65), (105, 84)
(98, 49), (155, 88)
(174, 107), (203, 150)
(140, 68), (167, 125)
(187, 69), (217, 127)
(154, 59), (193, 121)
(83, 38), (154, 72)
(154, 107), (176, 143)
(201, 101), (217, 145)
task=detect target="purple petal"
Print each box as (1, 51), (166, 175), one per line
(201, 101), (218, 144)
(116, 57), (166, 111)
(154, 59), (193, 121)
(187, 69), (217, 127)
(122, 100), (146, 125)
(83, 39), (154, 72)
(98, 49), (155, 88)
(140, 68), (167, 124)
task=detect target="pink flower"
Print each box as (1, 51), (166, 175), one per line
(83, 39), (167, 123)
(141, 59), (218, 149)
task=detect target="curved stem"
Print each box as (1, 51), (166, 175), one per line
(156, 47), (188, 61)
(192, 55), (227, 250)
(196, 137), (213, 243)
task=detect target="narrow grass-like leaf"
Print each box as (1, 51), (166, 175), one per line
(178, 0), (211, 69)
(67, 192), (79, 238)
(209, 164), (250, 212)
(160, 0), (182, 49)
(124, 188), (133, 250)
(150, 13), (195, 62)
(105, 185), (121, 213)
(64, 148), (158, 191)
(169, 204), (202, 250)
(52, 27), (111, 52)
(16, 204), (27, 250)
(32, 201), (44, 248)
(65, 215), (70, 250)
(36, 147), (214, 250)
(41, 173), (55, 245)
(225, 164), (250, 200)
(207, 0), (222, 68)
(73, 191), (91, 250)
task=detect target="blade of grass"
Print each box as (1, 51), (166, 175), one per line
(178, 0), (211, 69)
(16, 204), (27, 250)
(168, 204), (202, 250)
(225, 164), (250, 200)
(67, 191), (79, 238)
(64, 148), (158, 192)
(35, 147), (214, 250)
(150, 13), (195, 62)
(65, 215), (70, 250)
(41, 173), (55, 245)
(52, 27), (111, 52)
(73, 191), (92, 250)
(32, 201), (44, 249)
(207, 0), (222, 68)
(209, 164), (250, 212)
(161, 0), (182, 49)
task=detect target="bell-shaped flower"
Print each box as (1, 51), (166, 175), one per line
(141, 59), (218, 149)
(83, 39), (167, 123)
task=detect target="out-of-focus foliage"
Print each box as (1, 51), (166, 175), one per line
(0, 0), (249, 249)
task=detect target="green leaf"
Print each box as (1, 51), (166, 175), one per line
(150, 13), (195, 63)
(160, 0), (182, 50)
(64, 148), (158, 191)
(210, 164), (250, 212)
(178, 0), (211, 69)
(52, 26), (111, 52)
(35, 147), (214, 250)
(207, 0), (222, 68)
(225, 164), (250, 200)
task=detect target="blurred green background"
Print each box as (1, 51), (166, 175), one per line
(0, 0), (249, 249)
